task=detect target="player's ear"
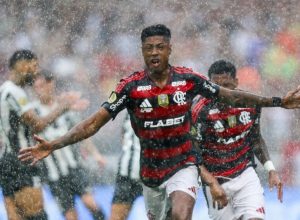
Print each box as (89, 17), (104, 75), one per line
(169, 44), (172, 55)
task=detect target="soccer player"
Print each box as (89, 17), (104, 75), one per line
(0, 50), (81, 220)
(19, 24), (300, 220)
(191, 60), (283, 220)
(33, 70), (105, 220)
(109, 113), (142, 220)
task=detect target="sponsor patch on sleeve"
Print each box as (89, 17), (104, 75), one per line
(108, 91), (117, 103)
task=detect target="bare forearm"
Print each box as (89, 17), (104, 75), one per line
(199, 165), (218, 186)
(253, 136), (271, 165)
(218, 87), (275, 108)
(51, 108), (111, 150)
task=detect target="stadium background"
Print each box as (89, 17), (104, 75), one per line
(0, 0), (300, 219)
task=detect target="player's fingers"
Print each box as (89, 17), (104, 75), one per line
(278, 182), (283, 203)
(33, 134), (45, 143)
(18, 153), (33, 162)
(30, 158), (39, 166)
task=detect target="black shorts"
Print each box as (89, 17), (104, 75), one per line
(112, 174), (142, 205)
(0, 154), (41, 197)
(48, 168), (89, 213)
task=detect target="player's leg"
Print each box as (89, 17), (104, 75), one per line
(3, 196), (22, 220)
(232, 167), (265, 220)
(166, 166), (200, 220)
(14, 186), (46, 219)
(70, 168), (105, 220)
(81, 192), (105, 220)
(109, 175), (143, 220)
(143, 184), (171, 220)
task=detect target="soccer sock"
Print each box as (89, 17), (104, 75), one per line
(25, 210), (48, 220)
(91, 209), (105, 220)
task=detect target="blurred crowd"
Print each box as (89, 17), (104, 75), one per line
(1, 0), (300, 186)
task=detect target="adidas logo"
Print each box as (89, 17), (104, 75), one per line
(140, 99), (153, 113)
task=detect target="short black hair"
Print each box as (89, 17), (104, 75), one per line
(39, 69), (55, 82)
(9, 49), (37, 70)
(141, 24), (171, 42)
(208, 60), (236, 79)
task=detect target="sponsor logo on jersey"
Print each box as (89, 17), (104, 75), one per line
(173, 91), (186, 105)
(108, 91), (117, 103)
(209, 109), (220, 114)
(203, 81), (217, 93)
(109, 95), (126, 111)
(140, 99), (153, 112)
(144, 115), (185, 128)
(158, 94), (169, 107)
(239, 111), (251, 125)
(214, 120), (224, 132)
(171, 80), (186, 86)
(217, 130), (250, 144)
(137, 85), (151, 91)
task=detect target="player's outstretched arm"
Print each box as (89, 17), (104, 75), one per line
(252, 130), (283, 203)
(199, 165), (228, 209)
(18, 107), (111, 165)
(218, 85), (300, 109)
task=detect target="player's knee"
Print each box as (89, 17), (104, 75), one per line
(171, 205), (193, 220)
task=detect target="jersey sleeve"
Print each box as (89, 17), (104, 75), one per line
(7, 87), (33, 117)
(192, 73), (220, 98)
(101, 78), (130, 119)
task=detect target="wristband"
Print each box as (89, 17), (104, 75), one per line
(264, 160), (276, 172)
(272, 97), (282, 107)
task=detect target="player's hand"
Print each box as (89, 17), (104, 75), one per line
(18, 135), (53, 166)
(269, 170), (283, 203)
(209, 181), (228, 209)
(282, 85), (300, 109)
(57, 91), (82, 110)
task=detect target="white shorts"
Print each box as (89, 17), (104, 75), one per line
(143, 165), (200, 220)
(204, 167), (265, 220)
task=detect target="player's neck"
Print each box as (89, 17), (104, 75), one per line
(9, 73), (25, 87)
(147, 66), (171, 88)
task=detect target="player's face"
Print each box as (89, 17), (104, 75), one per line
(14, 59), (39, 85)
(210, 73), (238, 90)
(34, 77), (55, 99)
(142, 36), (171, 74)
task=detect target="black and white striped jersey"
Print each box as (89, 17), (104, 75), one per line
(117, 113), (141, 180)
(0, 81), (34, 158)
(33, 100), (81, 182)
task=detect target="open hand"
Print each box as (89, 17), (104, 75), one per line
(282, 86), (300, 109)
(18, 135), (53, 165)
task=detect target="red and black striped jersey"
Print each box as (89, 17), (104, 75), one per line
(191, 97), (261, 179)
(102, 66), (220, 187)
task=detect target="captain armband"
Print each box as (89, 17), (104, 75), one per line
(263, 160), (276, 172)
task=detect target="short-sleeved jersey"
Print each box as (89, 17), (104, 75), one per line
(33, 100), (81, 182)
(0, 81), (34, 158)
(102, 66), (219, 187)
(191, 97), (260, 179)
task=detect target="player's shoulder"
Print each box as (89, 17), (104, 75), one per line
(172, 66), (208, 80)
(116, 70), (146, 92)
(191, 96), (211, 123)
(0, 80), (26, 98)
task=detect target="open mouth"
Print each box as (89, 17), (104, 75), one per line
(150, 58), (160, 67)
